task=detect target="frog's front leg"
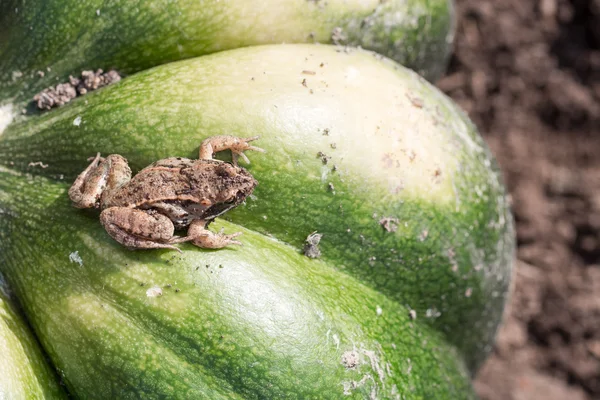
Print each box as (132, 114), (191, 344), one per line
(100, 207), (181, 251)
(69, 153), (131, 209)
(199, 135), (264, 166)
(172, 219), (243, 249)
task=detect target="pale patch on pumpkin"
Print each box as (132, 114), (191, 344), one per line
(0, 104), (14, 135)
(340, 344), (389, 398)
(363, 349), (386, 384)
(243, 46), (470, 207)
(342, 374), (377, 398)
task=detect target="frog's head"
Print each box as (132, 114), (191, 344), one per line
(203, 162), (257, 220)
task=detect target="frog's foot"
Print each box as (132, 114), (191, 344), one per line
(69, 153), (131, 209)
(100, 207), (181, 252)
(175, 219), (243, 249)
(199, 135), (265, 166)
(68, 153), (104, 208)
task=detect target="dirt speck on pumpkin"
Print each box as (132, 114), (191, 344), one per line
(379, 217), (399, 232)
(425, 308), (441, 319)
(342, 350), (360, 369)
(402, 149), (417, 162)
(432, 167), (443, 183)
(303, 231), (322, 258)
(331, 27), (346, 45)
(27, 161), (48, 168)
(146, 286), (163, 297)
(68, 251), (83, 267)
(317, 151), (330, 164)
(408, 309), (417, 320)
(406, 93), (424, 108)
(33, 69), (121, 110)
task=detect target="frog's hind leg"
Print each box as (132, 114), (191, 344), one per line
(69, 153), (131, 209)
(199, 135), (264, 165)
(68, 153), (105, 208)
(100, 207), (180, 252)
(173, 219), (243, 249)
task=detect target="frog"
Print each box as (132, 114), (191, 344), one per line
(68, 135), (264, 252)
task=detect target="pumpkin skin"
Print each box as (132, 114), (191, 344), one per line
(0, 45), (513, 398)
(0, 276), (68, 399)
(0, 0), (454, 106)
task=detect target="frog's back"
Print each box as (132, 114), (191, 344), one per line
(104, 157), (215, 208)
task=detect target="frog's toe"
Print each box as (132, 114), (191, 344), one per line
(222, 231), (243, 246)
(191, 230), (243, 249)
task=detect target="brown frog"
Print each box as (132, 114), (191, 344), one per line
(68, 135), (263, 251)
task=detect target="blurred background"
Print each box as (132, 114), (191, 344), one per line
(436, 1), (599, 399)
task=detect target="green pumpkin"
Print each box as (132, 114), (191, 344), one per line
(0, 44), (513, 399)
(0, 0), (454, 107)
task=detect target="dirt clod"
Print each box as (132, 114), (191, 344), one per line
(33, 69), (121, 110)
(303, 231), (322, 259)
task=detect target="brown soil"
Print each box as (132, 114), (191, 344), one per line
(33, 69), (121, 110)
(436, 0), (600, 399)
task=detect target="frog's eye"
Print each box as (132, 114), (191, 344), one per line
(200, 199), (212, 207)
(216, 163), (237, 177)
